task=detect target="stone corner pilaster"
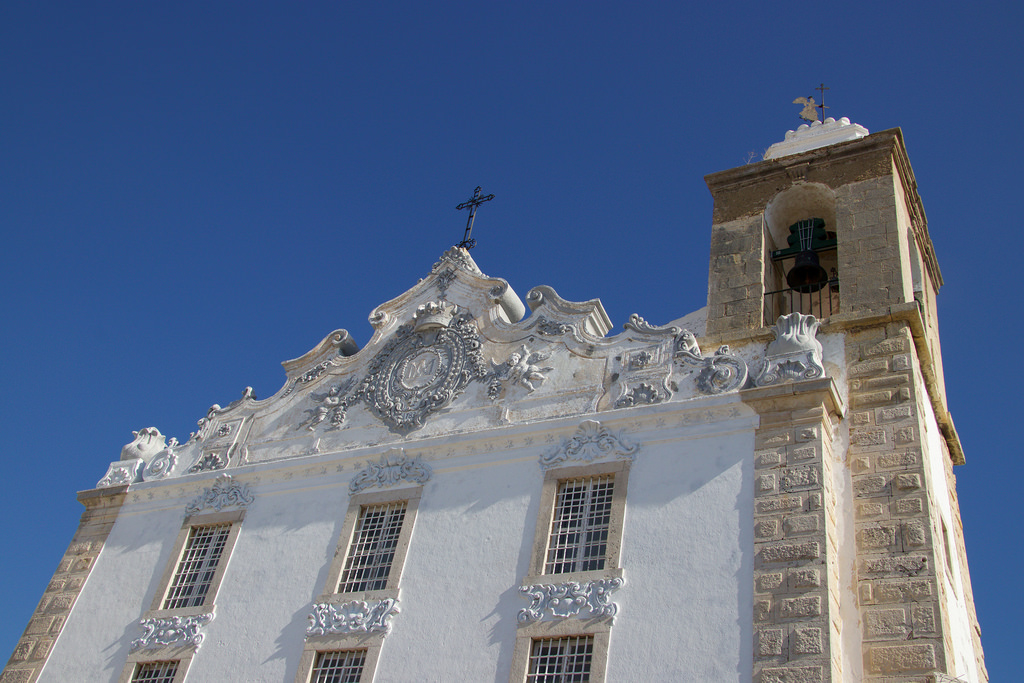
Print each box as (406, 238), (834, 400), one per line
(1, 486), (129, 683)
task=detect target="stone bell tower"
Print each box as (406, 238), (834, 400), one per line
(704, 118), (986, 682)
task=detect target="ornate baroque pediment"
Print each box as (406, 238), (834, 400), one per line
(540, 420), (639, 470)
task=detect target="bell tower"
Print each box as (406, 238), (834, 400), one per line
(704, 117), (986, 682)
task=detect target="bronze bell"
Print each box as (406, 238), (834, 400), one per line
(787, 250), (829, 293)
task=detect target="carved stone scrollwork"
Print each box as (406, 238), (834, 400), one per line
(358, 312), (487, 433)
(187, 451), (227, 474)
(143, 445), (177, 480)
(615, 382), (666, 408)
(349, 448), (432, 493)
(435, 267), (457, 295)
(306, 599), (399, 637)
(697, 346), (749, 394)
(303, 307), (488, 434)
(754, 313), (825, 386)
(535, 316), (573, 337)
(623, 314), (680, 337)
(130, 613), (214, 652)
(673, 330), (749, 395)
(517, 578), (625, 624)
(673, 330), (703, 360)
(540, 420), (638, 470)
(185, 474), (254, 515)
(97, 459), (144, 488)
(431, 246), (482, 275)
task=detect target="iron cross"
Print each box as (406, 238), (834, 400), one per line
(815, 83), (830, 120)
(455, 186), (495, 250)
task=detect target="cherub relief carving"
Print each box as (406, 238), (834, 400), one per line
(489, 345), (553, 398)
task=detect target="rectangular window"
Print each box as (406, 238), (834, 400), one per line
(311, 650), (366, 683)
(527, 636), (594, 682)
(163, 524), (232, 610)
(545, 476), (614, 574)
(338, 502), (407, 593)
(131, 661), (179, 683)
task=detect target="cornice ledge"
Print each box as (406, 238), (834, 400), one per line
(740, 376), (846, 418)
(705, 129), (901, 192)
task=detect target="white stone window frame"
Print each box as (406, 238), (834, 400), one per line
(523, 460), (629, 587)
(118, 653), (193, 683)
(295, 640), (382, 683)
(296, 486), (421, 683)
(320, 486), (421, 604)
(146, 508), (245, 620)
(510, 461), (626, 682)
(509, 622), (611, 683)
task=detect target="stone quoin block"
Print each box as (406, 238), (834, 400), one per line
(783, 515), (820, 536)
(756, 496), (803, 514)
(759, 666), (823, 683)
(780, 467), (819, 491)
(780, 595), (821, 619)
(895, 497), (924, 515)
(854, 475), (888, 497)
(867, 643), (937, 673)
(761, 542), (820, 563)
(865, 608), (909, 638)
(757, 573), (785, 592)
(788, 568), (820, 589)
(864, 338), (906, 357)
(857, 524), (897, 549)
(894, 426), (916, 444)
(877, 451), (917, 469)
(878, 405), (913, 421)
(791, 627), (822, 655)
(894, 473), (922, 490)
(757, 628), (784, 657)
(852, 429), (887, 447)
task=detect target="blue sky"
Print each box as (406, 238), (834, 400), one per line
(1, 2), (1020, 678)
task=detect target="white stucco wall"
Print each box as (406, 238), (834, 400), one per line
(40, 405), (756, 682)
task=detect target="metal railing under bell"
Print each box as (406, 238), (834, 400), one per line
(763, 279), (839, 326)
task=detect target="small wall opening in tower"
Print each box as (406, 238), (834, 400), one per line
(763, 184), (840, 325)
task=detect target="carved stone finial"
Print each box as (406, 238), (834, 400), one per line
(121, 427), (166, 463)
(540, 420), (638, 470)
(754, 313), (825, 386)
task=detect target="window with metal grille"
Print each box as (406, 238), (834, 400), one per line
(311, 650), (366, 683)
(163, 524), (232, 609)
(545, 476), (614, 574)
(337, 502), (407, 593)
(527, 636), (593, 682)
(131, 660), (178, 683)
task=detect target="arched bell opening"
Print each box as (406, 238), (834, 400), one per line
(763, 184), (840, 325)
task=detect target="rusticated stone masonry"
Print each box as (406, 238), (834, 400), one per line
(1, 487), (128, 683)
(744, 379), (843, 683)
(846, 322), (950, 682)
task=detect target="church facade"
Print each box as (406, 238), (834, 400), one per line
(3, 120), (986, 682)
